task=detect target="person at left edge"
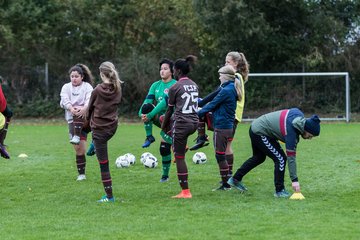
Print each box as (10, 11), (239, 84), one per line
(0, 79), (13, 159)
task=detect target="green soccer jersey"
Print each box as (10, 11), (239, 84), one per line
(138, 79), (177, 117)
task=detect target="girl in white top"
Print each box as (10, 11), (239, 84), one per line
(60, 63), (94, 181)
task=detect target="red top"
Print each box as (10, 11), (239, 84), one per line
(0, 85), (7, 112)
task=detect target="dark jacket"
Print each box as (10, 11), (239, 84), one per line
(198, 81), (237, 129)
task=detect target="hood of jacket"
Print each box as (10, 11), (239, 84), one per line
(97, 82), (120, 101)
(292, 116), (306, 134)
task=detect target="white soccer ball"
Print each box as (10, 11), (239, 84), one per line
(124, 153), (136, 165)
(143, 155), (158, 168)
(115, 155), (130, 168)
(140, 152), (153, 164)
(192, 152), (207, 164)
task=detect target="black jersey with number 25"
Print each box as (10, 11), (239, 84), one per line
(168, 77), (199, 124)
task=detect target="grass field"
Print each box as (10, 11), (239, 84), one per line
(0, 120), (359, 240)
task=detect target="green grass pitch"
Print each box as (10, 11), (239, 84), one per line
(0, 121), (359, 239)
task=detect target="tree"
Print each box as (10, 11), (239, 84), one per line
(0, 0), (359, 117)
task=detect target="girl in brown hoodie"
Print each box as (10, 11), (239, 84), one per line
(87, 61), (123, 203)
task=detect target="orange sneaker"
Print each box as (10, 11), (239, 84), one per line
(172, 189), (192, 199)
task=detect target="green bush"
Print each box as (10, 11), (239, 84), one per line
(13, 98), (63, 118)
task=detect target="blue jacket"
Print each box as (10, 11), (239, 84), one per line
(198, 81), (237, 129)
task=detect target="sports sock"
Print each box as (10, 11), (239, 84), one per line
(160, 131), (172, 144)
(76, 155), (86, 175)
(177, 172), (188, 190)
(218, 159), (230, 185)
(197, 121), (206, 137)
(99, 159), (113, 199)
(162, 154), (172, 177)
(226, 154), (234, 175)
(144, 122), (153, 137)
(175, 156), (188, 189)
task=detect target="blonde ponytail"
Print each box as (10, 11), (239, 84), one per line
(218, 65), (242, 101)
(226, 51), (250, 83)
(234, 73), (243, 101)
(99, 61), (123, 92)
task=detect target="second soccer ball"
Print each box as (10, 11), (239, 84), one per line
(143, 155), (158, 168)
(192, 152), (207, 164)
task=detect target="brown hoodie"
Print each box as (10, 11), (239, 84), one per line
(87, 82), (122, 130)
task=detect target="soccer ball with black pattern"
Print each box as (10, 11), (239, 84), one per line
(140, 152), (153, 164)
(124, 153), (136, 165)
(143, 155), (158, 168)
(192, 152), (207, 164)
(115, 155), (130, 168)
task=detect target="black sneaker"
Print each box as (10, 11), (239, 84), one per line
(189, 135), (209, 151)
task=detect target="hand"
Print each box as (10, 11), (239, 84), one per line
(292, 181), (301, 192)
(72, 106), (84, 118)
(70, 106), (78, 115)
(77, 106), (87, 118)
(141, 114), (149, 122)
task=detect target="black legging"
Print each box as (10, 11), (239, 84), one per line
(233, 128), (287, 192)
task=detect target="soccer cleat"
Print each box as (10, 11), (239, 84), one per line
(142, 135), (155, 148)
(227, 177), (247, 192)
(159, 176), (169, 183)
(97, 195), (115, 203)
(189, 135), (209, 151)
(76, 174), (86, 181)
(0, 143), (10, 159)
(86, 142), (96, 156)
(212, 184), (232, 191)
(70, 135), (81, 145)
(274, 189), (290, 198)
(172, 189), (192, 199)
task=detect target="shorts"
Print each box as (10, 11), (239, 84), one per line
(172, 121), (197, 157)
(213, 128), (233, 153)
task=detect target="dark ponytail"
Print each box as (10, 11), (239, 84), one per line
(174, 55), (197, 75)
(68, 63), (94, 86)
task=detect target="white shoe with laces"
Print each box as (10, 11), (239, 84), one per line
(76, 174), (86, 181)
(70, 136), (81, 145)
